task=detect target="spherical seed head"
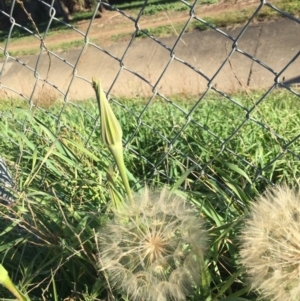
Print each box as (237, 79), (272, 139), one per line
(98, 186), (208, 301)
(239, 184), (300, 301)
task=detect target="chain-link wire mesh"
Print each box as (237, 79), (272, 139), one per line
(0, 0), (299, 200)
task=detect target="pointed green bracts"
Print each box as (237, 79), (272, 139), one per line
(92, 78), (133, 204)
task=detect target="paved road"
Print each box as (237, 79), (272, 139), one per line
(0, 18), (299, 100)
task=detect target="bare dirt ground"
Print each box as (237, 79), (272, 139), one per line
(1, 0), (299, 100)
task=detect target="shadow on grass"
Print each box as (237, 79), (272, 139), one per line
(110, 0), (186, 10)
(0, 10), (97, 43)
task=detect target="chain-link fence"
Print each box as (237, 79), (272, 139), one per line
(0, 1), (300, 299)
(0, 0), (300, 198)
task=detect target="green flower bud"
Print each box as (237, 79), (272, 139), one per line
(92, 78), (133, 203)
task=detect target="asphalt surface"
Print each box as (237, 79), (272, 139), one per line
(1, 18), (299, 100)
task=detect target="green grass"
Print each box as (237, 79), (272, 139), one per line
(0, 38), (99, 58)
(111, 0), (193, 12)
(141, 2), (189, 15)
(0, 47), (38, 58)
(48, 38), (100, 53)
(0, 89), (299, 300)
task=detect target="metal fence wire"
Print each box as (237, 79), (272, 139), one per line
(0, 0), (300, 200)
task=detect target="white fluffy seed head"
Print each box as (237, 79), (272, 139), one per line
(240, 184), (300, 301)
(98, 186), (208, 301)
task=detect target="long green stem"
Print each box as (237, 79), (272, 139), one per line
(109, 142), (133, 203)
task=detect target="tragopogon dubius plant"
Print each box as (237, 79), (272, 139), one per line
(92, 79), (209, 300)
(240, 185), (300, 301)
(98, 187), (208, 301)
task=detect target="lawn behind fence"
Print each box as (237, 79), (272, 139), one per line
(0, 89), (299, 300)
